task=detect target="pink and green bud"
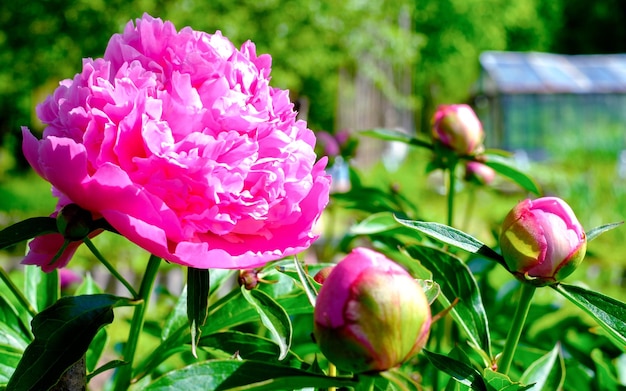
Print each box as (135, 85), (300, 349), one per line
(432, 104), (484, 155)
(464, 161), (495, 185)
(313, 266), (334, 285)
(313, 247), (431, 373)
(499, 197), (587, 286)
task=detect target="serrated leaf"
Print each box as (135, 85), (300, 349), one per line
(6, 294), (135, 391)
(519, 343), (564, 390)
(0, 217), (58, 250)
(405, 245), (491, 357)
(142, 359), (358, 391)
(482, 154), (541, 195)
(187, 268), (211, 358)
(394, 218), (505, 266)
(240, 287), (292, 361)
(423, 350), (487, 391)
(586, 222), (623, 242)
(553, 283), (626, 351)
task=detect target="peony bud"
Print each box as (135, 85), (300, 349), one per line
(313, 266), (334, 285)
(499, 197), (587, 286)
(238, 269), (260, 290)
(56, 204), (93, 241)
(313, 247), (431, 373)
(464, 161), (495, 185)
(432, 104), (484, 155)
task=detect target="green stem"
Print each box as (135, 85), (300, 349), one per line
(499, 283), (536, 375)
(113, 254), (161, 391)
(83, 237), (138, 297)
(0, 266), (37, 317)
(446, 160), (458, 227)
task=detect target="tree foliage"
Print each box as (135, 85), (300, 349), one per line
(0, 0), (620, 168)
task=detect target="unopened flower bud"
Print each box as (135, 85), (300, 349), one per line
(499, 197), (587, 286)
(313, 266), (334, 285)
(432, 104), (484, 155)
(313, 247), (431, 373)
(464, 161), (495, 185)
(238, 269), (260, 290)
(56, 204), (93, 241)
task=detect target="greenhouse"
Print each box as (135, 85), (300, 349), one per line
(476, 51), (626, 159)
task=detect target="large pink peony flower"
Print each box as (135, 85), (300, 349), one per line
(22, 14), (330, 271)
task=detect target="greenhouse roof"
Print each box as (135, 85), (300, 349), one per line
(479, 51), (626, 94)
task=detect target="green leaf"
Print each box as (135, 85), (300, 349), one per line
(394, 218), (505, 266)
(143, 359), (358, 390)
(291, 256), (318, 307)
(199, 331), (301, 363)
(86, 360), (126, 382)
(74, 273), (104, 296)
(240, 287), (292, 361)
(361, 128), (433, 150)
(422, 350), (487, 391)
(6, 294), (135, 391)
(590, 349), (622, 390)
(417, 279), (440, 305)
(380, 368), (422, 391)
(586, 222), (623, 242)
(162, 285), (188, 341)
(349, 211), (402, 235)
(482, 154), (541, 195)
(405, 245), (492, 357)
(86, 327), (108, 374)
(519, 343), (565, 390)
(553, 283), (626, 351)
(0, 345), (22, 386)
(24, 265), (58, 313)
(0, 217), (58, 250)
(0, 293), (31, 346)
(187, 267), (211, 358)
(483, 370), (533, 391)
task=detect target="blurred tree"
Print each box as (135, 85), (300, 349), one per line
(551, 0), (626, 54)
(411, 0), (563, 133)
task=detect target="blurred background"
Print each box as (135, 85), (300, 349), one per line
(0, 0), (625, 297)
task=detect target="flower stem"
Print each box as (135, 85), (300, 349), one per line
(83, 237), (138, 297)
(113, 254), (161, 391)
(0, 266), (37, 318)
(499, 283), (536, 375)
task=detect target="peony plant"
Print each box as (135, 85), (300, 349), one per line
(0, 12), (625, 391)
